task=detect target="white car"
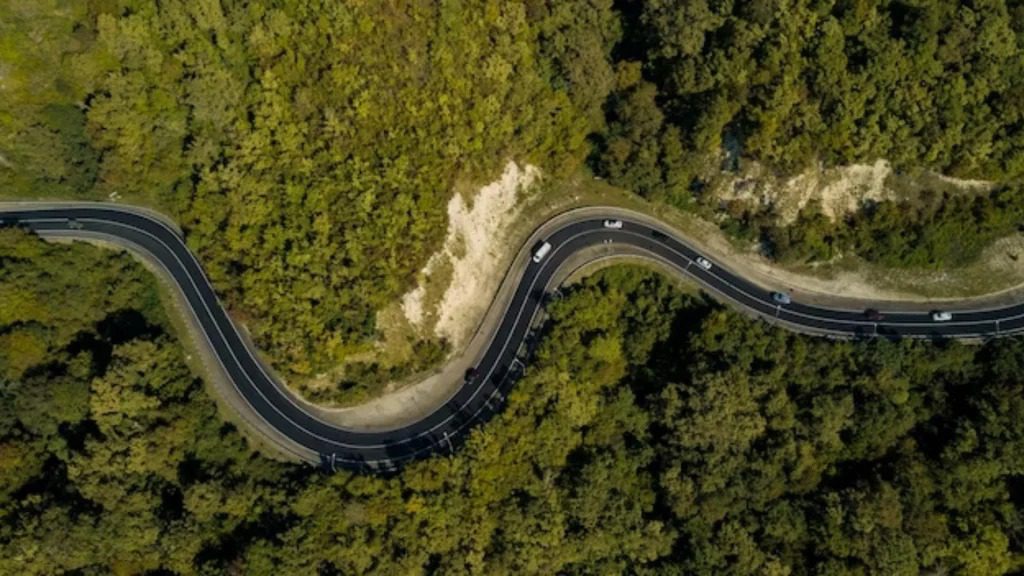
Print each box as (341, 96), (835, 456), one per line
(603, 219), (623, 229)
(695, 257), (712, 270)
(771, 292), (792, 305)
(931, 311), (953, 322)
(532, 241), (552, 263)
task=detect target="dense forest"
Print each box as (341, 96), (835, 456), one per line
(1, 0), (620, 377)
(3, 231), (1024, 574)
(5, 1), (1024, 380)
(597, 0), (1024, 202)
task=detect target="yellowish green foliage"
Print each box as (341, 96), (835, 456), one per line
(1, 1), (620, 382)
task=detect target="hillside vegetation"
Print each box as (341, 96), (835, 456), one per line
(597, 0), (1024, 202)
(760, 182), (1024, 266)
(4, 0), (1024, 387)
(3, 231), (1024, 574)
(1, 0), (619, 377)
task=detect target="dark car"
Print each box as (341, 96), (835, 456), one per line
(864, 308), (884, 321)
(464, 367), (479, 382)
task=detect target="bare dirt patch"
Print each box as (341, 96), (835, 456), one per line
(294, 161), (543, 425)
(716, 159), (994, 224)
(296, 161), (1024, 425)
(402, 160), (540, 347)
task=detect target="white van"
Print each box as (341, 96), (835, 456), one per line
(532, 241), (552, 263)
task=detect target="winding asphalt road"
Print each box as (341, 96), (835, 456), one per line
(4, 204), (1023, 471)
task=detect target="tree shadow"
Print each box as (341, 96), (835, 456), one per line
(96, 308), (162, 345)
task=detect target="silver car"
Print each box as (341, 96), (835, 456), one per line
(771, 292), (792, 305)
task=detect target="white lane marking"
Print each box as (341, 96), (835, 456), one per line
(371, 228), (602, 448)
(22, 216), (598, 457)
(20, 215), (1018, 465)
(13, 205), (1022, 315)
(636, 222), (1018, 317)
(36, 210), (332, 432)
(617, 227), (1009, 329)
(29, 218), (1016, 466)
(127, 216), (593, 452)
(34, 228), (315, 462)
(27, 218), (354, 449)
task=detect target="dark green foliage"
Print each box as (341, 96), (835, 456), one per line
(768, 184), (1024, 267)
(0, 227), (162, 380)
(766, 200), (844, 262)
(0, 230), (292, 573)
(645, 310), (987, 574)
(594, 63), (694, 208)
(603, 0), (1024, 189)
(4, 233), (1024, 574)
(528, 0), (622, 131)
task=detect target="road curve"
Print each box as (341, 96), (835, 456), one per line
(4, 204), (1023, 471)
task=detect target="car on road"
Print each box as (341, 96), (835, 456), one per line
(864, 308), (884, 321)
(695, 256), (712, 270)
(464, 367), (479, 382)
(67, 218), (83, 230)
(931, 311), (953, 322)
(532, 241), (552, 263)
(771, 291), (792, 305)
(603, 219), (623, 229)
